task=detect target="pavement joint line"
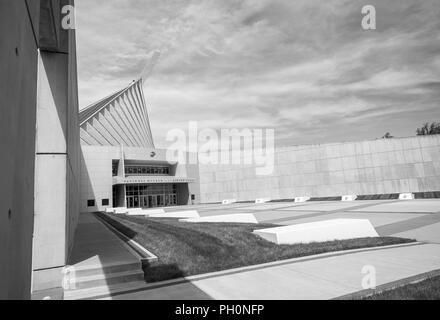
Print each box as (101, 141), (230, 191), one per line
(265, 201), (405, 224)
(275, 199), (402, 213)
(77, 241), (425, 300)
(273, 209), (333, 213)
(346, 210), (438, 215)
(265, 212), (334, 224)
(197, 200), (397, 213)
(332, 268), (440, 300)
(266, 210), (439, 225)
(268, 202), (325, 210)
(376, 214), (440, 236)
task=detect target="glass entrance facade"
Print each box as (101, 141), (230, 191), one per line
(125, 184), (178, 208)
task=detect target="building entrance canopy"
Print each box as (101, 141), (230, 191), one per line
(113, 176), (195, 185)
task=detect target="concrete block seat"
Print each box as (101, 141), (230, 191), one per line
(342, 195), (357, 201)
(126, 208), (166, 216)
(399, 193), (415, 200)
(106, 207), (128, 214)
(253, 219), (379, 245)
(148, 210), (200, 219)
(180, 213), (258, 224)
(294, 197), (310, 203)
(255, 198), (271, 204)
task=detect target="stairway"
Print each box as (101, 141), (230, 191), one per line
(64, 213), (148, 300)
(63, 261), (145, 299)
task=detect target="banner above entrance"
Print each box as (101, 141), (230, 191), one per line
(113, 176), (195, 185)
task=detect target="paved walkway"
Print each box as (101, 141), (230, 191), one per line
(68, 213), (139, 269)
(67, 200), (440, 300)
(102, 242), (440, 300)
(97, 199), (440, 300)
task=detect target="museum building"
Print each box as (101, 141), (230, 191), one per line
(79, 79), (200, 213)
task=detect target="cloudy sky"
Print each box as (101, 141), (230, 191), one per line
(76, 0), (440, 148)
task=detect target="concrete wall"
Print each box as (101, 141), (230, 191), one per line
(80, 145), (114, 212)
(0, 0), (40, 300)
(31, 0), (80, 296)
(66, 9), (80, 271)
(199, 135), (440, 203)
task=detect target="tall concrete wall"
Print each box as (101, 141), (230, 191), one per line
(32, 0), (80, 296)
(199, 135), (440, 203)
(0, 0), (40, 300)
(66, 8), (80, 270)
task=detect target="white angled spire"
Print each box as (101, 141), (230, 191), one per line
(79, 79), (155, 148)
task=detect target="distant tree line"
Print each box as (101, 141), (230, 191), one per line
(380, 122), (439, 139)
(416, 122), (440, 136)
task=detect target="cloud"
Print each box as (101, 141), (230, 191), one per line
(76, 0), (440, 148)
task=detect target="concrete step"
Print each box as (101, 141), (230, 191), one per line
(72, 261), (141, 278)
(66, 269), (145, 291)
(64, 280), (148, 300)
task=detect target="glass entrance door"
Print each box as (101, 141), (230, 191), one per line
(125, 184), (179, 208)
(127, 196), (140, 208)
(170, 194), (177, 206)
(157, 194), (165, 207)
(140, 196), (148, 208)
(127, 196), (134, 208)
(148, 195), (156, 207)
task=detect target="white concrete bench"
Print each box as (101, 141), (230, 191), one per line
(113, 207), (128, 214)
(125, 208), (164, 216)
(294, 197), (310, 203)
(342, 195), (357, 201)
(142, 208), (166, 216)
(148, 210), (200, 219)
(399, 193), (414, 200)
(222, 199), (237, 205)
(253, 219), (378, 245)
(180, 214), (258, 224)
(105, 208), (115, 213)
(255, 198), (270, 204)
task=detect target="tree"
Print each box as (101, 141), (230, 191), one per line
(382, 132), (393, 139)
(416, 122), (440, 136)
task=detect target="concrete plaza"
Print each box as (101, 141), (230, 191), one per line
(69, 199), (440, 300)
